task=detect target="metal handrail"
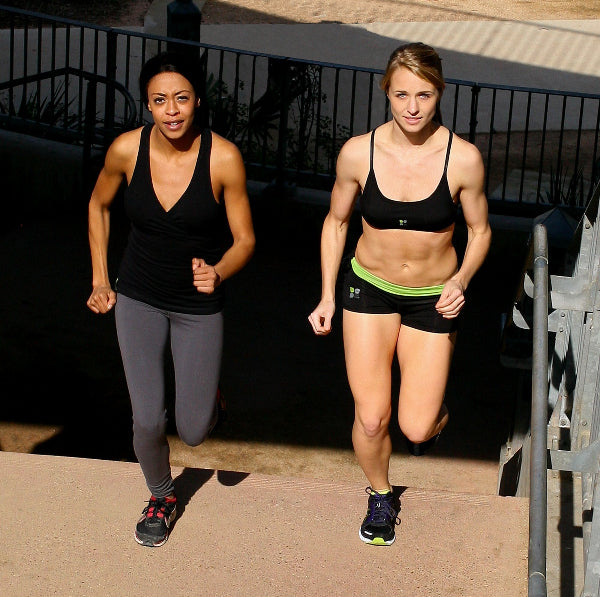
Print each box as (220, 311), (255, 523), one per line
(529, 224), (549, 597)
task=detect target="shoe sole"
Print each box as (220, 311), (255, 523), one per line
(134, 508), (177, 547)
(359, 529), (395, 546)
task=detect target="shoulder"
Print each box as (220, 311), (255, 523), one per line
(337, 130), (371, 174)
(449, 132), (483, 170)
(105, 127), (143, 170)
(208, 131), (246, 186)
(209, 131), (241, 156)
(209, 131), (243, 165)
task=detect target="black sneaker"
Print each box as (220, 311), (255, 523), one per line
(359, 487), (399, 546)
(134, 496), (177, 547)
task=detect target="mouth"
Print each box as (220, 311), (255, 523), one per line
(404, 116), (422, 125)
(164, 120), (184, 130)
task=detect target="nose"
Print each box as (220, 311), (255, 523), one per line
(407, 96), (419, 114)
(166, 98), (179, 114)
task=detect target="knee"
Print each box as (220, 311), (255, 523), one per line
(399, 408), (447, 444)
(177, 419), (211, 447)
(401, 424), (433, 444)
(133, 418), (167, 444)
(356, 411), (390, 439)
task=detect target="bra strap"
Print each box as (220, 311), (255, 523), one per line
(444, 131), (454, 173)
(369, 129), (376, 171)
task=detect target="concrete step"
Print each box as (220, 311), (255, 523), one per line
(0, 451), (528, 597)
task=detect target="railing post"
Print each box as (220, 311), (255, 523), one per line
(275, 58), (290, 190)
(529, 223), (548, 597)
(468, 84), (480, 143)
(82, 78), (97, 197)
(104, 30), (117, 150)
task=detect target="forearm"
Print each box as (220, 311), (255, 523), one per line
(450, 225), (492, 290)
(213, 234), (255, 282)
(320, 212), (349, 301)
(88, 202), (112, 287)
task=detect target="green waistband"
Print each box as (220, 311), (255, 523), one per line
(351, 258), (445, 297)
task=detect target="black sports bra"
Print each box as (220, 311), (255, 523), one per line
(359, 129), (458, 232)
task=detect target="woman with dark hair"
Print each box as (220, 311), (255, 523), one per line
(87, 51), (255, 547)
(308, 42), (491, 546)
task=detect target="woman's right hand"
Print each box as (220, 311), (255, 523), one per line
(308, 300), (335, 336)
(87, 285), (117, 314)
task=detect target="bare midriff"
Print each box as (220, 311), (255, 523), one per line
(355, 221), (458, 288)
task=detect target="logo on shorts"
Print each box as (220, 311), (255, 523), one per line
(398, 219), (407, 227)
(349, 286), (361, 299)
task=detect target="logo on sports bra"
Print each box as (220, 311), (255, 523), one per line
(398, 219), (407, 227)
(349, 286), (361, 299)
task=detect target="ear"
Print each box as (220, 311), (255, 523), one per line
(196, 97), (201, 108)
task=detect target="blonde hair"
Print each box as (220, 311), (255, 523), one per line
(380, 43), (445, 123)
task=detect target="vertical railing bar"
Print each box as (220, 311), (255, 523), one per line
(313, 64), (323, 175)
(349, 69), (357, 138)
(451, 83), (459, 131)
(518, 92), (533, 205)
(529, 223), (549, 597)
(246, 54), (257, 159)
(36, 18), (42, 124)
(366, 71), (374, 133)
(501, 90), (515, 201)
(485, 88), (497, 198)
(536, 95), (550, 205)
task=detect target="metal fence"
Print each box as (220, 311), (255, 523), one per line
(1, 4), (599, 213)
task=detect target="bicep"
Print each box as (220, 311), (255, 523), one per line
(457, 147), (489, 232)
(329, 144), (362, 223)
(218, 147), (254, 239)
(89, 141), (129, 209)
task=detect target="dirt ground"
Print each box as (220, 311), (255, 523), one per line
(2, 0), (599, 28)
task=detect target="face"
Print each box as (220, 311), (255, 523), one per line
(146, 71), (200, 139)
(386, 67), (440, 135)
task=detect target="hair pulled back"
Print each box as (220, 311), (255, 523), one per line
(380, 42), (445, 124)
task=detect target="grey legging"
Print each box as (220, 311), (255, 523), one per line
(115, 294), (223, 498)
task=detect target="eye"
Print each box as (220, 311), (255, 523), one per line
(176, 95), (190, 102)
(152, 97), (165, 104)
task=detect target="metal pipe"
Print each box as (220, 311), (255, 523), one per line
(529, 223), (549, 596)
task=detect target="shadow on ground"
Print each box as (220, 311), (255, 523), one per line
(0, 189), (529, 463)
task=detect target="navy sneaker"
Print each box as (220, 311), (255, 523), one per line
(359, 487), (399, 545)
(134, 495), (177, 547)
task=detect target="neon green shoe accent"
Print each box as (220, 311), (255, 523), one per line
(351, 258), (444, 297)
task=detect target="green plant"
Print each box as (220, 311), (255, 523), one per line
(543, 161), (585, 207)
(0, 81), (77, 128)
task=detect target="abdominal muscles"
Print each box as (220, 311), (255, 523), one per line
(355, 225), (458, 287)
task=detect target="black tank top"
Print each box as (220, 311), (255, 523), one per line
(360, 129), (457, 232)
(116, 125), (227, 314)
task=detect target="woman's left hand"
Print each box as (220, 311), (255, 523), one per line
(435, 279), (465, 319)
(192, 258), (221, 294)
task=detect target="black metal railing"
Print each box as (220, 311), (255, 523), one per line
(1, 4), (599, 214)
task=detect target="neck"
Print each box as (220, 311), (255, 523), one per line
(389, 120), (439, 148)
(152, 125), (200, 155)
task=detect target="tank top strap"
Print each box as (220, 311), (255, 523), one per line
(139, 123), (152, 153)
(199, 128), (213, 165)
(369, 129), (376, 171)
(443, 131), (453, 173)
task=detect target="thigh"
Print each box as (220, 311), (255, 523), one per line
(169, 311), (224, 417)
(396, 325), (456, 427)
(343, 309), (401, 419)
(115, 294), (169, 424)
